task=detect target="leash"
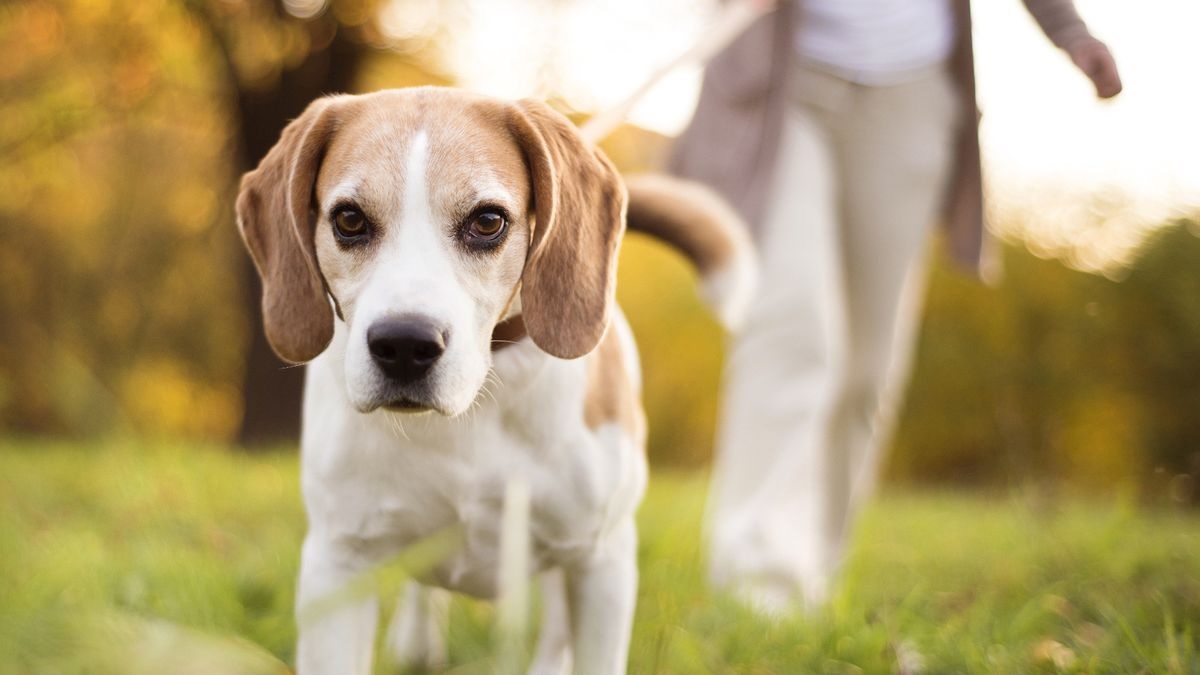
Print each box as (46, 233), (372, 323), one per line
(578, 0), (778, 145)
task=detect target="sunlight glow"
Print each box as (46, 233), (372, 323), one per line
(441, 0), (1198, 270)
(974, 0), (1200, 269)
(446, 0), (709, 134)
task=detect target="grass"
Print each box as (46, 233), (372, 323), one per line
(1, 438), (1198, 674)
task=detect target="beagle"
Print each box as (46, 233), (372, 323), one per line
(236, 87), (755, 675)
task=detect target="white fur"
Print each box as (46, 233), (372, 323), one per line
(297, 128), (647, 675)
(685, 178), (759, 333)
(701, 244), (759, 332)
(297, 320), (646, 675)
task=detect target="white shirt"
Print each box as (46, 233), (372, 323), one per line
(796, 0), (956, 85)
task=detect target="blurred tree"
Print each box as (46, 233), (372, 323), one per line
(888, 219), (1200, 504)
(0, 0), (244, 438)
(1110, 223), (1200, 500)
(184, 0), (376, 444)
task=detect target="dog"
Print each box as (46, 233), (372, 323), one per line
(236, 86), (755, 675)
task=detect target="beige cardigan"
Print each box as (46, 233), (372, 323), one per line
(669, 0), (1100, 274)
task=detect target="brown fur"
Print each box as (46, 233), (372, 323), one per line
(623, 173), (744, 274)
(508, 100), (628, 360)
(490, 315), (527, 350)
(236, 96), (349, 364)
(583, 326), (645, 440)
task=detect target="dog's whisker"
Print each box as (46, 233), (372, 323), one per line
(484, 371), (504, 400)
(467, 392), (486, 418)
(486, 367), (505, 389)
(388, 412), (410, 442)
(477, 378), (499, 406)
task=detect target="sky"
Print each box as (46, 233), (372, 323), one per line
(436, 0), (1199, 271)
(972, 0), (1200, 270)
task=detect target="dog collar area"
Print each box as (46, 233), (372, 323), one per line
(491, 315), (527, 351)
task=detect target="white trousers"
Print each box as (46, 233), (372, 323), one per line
(706, 62), (961, 609)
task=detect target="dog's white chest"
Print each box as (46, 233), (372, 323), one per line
(301, 348), (645, 599)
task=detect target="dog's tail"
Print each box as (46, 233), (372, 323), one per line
(624, 174), (758, 331)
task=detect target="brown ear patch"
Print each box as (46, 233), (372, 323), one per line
(508, 99), (627, 360)
(236, 96), (347, 364)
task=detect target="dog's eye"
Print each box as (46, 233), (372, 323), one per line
(466, 210), (507, 242)
(333, 208), (369, 241)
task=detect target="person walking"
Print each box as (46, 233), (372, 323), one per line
(671, 0), (1122, 611)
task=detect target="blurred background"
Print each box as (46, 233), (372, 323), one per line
(2, 0), (1197, 499)
(3, 1), (1200, 672)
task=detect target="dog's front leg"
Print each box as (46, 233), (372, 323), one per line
(529, 567), (572, 675)
(387, 580), (449, 671)
(564, 519), (638, 675)
(295, 533), (379, 675)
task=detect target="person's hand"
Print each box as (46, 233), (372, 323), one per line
(1067, 39), (1123, 99)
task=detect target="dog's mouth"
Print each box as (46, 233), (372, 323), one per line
(382, 398), (435, 413)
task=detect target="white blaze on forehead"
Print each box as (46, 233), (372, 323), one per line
(404, 129), (431, 224)
(381, 127), (453, 289)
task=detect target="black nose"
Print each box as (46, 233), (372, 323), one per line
(367, 316), (447, 383)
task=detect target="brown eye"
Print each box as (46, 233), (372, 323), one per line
(333, 208), (369, 241)
(468, 211), (507, 240)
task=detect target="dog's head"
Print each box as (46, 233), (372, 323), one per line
(236, 88), (626, 416)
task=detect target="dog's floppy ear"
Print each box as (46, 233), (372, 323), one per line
(508, 99), (627, 359)
(235, 96), (344, 364)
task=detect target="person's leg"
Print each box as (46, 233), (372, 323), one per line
(707, 65), (961, 612)
(823, 67), (962, 557)
(706, 68), (848, 611)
